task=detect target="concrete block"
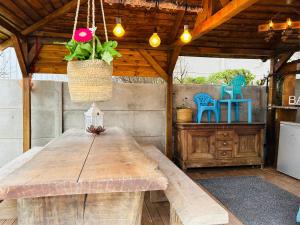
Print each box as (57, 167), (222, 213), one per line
(0, 139), (22, 167)
(31, 110), (56, 139)
(0, 80), (22, 108)
(0, 109), (22, 138)
(63, 83), (166, 111)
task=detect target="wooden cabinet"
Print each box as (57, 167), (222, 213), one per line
(175, 123), (265, 169)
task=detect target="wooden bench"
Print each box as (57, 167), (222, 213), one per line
(0, 147), (44, 220)
(142, 145), (229, 225)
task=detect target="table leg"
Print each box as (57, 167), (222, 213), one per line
(235, 102), (239, 122)
(18, 192), (145, 225)
(248, 100), (252, 123)
(228, 102), (232, 123)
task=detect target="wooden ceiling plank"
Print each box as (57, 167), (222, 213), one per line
(13, 0), (42, 21)
(175, 0), (260, 45)
(0, 4), (27, 29)
(21, 0), (88, 36)
(138, 49), (168, 81)
(0, 17), (22, 38)
(11, 36), (28, 77)
(194, 0), (212, 29)
(0, 1), (34, 24)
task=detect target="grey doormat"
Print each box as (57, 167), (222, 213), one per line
(198, 176), (300, 225)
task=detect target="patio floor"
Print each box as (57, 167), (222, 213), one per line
(1, 167), (299, 225)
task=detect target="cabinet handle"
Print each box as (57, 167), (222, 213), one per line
(221, 151), (226, 156)
(223, 142), (227, 146)
(223, 132), (228, 136)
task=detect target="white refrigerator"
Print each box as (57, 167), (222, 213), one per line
(277, 122), (300, 179)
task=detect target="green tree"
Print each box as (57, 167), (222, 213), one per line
(207, 69), (255, 85)
(183, 76), (207, 84)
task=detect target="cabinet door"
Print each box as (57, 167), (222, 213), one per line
(234, 128), (262, 158)
(187, 130), (215, 160)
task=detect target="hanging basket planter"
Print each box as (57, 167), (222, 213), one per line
(65, 0), (121, 102)
(67, 59), (113, 102)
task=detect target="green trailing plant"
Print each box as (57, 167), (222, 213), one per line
(64, 36), (121, 64)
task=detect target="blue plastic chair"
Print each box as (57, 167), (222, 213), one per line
(220, 75), (246, 99)
(297, 206), (300, 223)
(194, 93), (219, 123)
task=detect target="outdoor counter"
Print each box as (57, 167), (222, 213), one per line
(0, 127), (168, 225)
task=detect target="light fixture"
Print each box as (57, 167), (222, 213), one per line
(286, 18), (292, 28)
(113, 17), (125, 37)
(149, 28), (161, 48)
(180, 25), (192, 43)
(268, 20), (274, 30)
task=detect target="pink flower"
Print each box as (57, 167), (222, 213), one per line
(74, 28), (93, 42)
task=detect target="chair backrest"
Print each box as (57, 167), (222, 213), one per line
(194, 93), (214, 106)
(230, 75), (246, 93)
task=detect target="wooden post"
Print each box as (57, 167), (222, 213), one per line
(22, 77), (31, 152)
(166, 74), (173, 159)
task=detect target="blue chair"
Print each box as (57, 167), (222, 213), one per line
(194, 93), (219, 123)
(220, 75), (246, 99)
(297, 206), (300, 223)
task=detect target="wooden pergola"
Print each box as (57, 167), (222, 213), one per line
(0, 0), (299, 164)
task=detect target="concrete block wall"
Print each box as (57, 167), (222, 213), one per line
(63, 83), (167, 151)
(0, 80), (22, 166)
(174, 84), (267, 122)
(31, 81), (63, 146)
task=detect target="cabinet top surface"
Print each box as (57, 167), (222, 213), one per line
(0, 127), (168, 200)
(176, 122), (265, 128)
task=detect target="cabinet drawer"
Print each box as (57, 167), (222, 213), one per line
(216, 140), (233, 150)
(216, 131), (234, 140)
(216, 150), (232, 159)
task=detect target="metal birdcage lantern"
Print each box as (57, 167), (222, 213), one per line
(84, 103), (104, 133)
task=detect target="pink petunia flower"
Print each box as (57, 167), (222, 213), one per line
(74, 28), (93, 42)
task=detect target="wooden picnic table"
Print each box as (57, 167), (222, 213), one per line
(0, 127), (168, 225)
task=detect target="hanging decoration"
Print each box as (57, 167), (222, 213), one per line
(64, 0), (121, 102)
(113, 0), (125, 38)
(104, 0), (203, 13)
(258, 17), (300, 43)
(149, 28), (161, 47)
(113, 17), (125, 37)
(180, 25), (192, 43)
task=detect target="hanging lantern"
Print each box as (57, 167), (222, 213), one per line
(180, 25), (192, 44)
(113, 17), (125, 37)
(286, 18), (292, 28)
(84, 103), (104, 132)
(149, 28), (161, 48)
(268, 20), (274, 30)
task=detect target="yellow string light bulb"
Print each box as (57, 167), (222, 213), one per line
(269, 20), (274, 29)
(287, 18), (292, 27)
(180, 25), (192, 44)
(149, 29), (161, 48)
(113, 17), (125, 38)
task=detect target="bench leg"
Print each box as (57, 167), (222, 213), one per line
(170, 205), (184, 225)
(18, 192), (144, 225)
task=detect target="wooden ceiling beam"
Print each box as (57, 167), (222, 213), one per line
(169, 11), (185, 43)
(11, 36), (28, 77)
(168, 45), (182, 75)
(278, 59), (300, 75)
(194, 0), (212, 29)
(274, 51), (295, 73)
(138, 49), (168, 82)
(175, 0), (259, 46)
(181, 46), (274, 58)
(21, 0), (88, 36)
(219, 0), (231, 7)
(0, 39), (12, 52)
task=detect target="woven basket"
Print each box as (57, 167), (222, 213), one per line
(176, 108), (193, 123)
(67, 59), (113, 102)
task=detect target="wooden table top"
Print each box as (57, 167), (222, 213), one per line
(0, 127), (168, 200)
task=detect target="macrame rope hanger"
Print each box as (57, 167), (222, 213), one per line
(72, 0), (109, 60)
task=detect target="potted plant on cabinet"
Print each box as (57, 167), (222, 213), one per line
(176, 97), (193, 123)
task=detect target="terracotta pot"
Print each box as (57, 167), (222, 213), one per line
(176, 108), (193, 123)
